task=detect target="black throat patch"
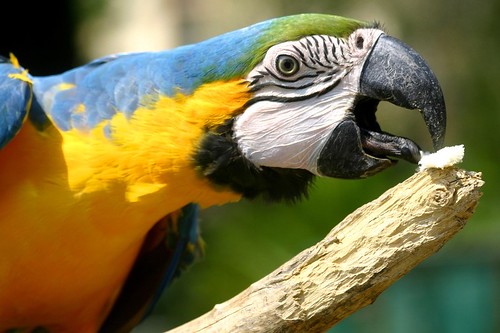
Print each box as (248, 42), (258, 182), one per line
(194, 119), (314, 202)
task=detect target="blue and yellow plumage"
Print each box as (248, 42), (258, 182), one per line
(0, 14), (446, 332)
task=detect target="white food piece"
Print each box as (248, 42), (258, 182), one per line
(418, 145), (465, 171)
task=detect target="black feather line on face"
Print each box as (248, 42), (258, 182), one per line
(193, 119), (314, 203)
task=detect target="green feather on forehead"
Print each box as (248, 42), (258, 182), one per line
(246, 14), (370, 71)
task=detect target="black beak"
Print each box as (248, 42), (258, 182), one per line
(317, 34), (446, 179)
(360, 34), (446, 149)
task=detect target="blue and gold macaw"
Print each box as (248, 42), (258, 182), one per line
(0, 14), (446, 332)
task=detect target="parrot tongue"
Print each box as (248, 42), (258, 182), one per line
(358, 128), (422, 164)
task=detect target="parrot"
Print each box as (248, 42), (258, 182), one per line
(0, 13), (446, 333)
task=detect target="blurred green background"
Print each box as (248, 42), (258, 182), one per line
(2, 0), (498, 332)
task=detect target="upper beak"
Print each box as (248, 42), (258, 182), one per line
(360, 34), (446, 150)
(317, 34), (447, 178)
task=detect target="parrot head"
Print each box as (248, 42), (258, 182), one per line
(194, 14), (446, 202)
(192, 14), (446, 201)
(194, 14), (446, 201)
(192, 14), (446, 200)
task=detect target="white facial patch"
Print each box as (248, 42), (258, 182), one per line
(234, 79), (357, 174)
(233, 29), (384, 175)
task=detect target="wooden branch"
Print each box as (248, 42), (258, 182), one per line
(167, 168), (484, 333)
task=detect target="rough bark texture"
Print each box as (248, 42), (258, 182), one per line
(167, 168), (484, 333)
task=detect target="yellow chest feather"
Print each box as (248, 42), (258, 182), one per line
(0, 79), (248, 329)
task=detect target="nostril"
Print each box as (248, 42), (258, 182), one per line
(356, 36), (365, 49)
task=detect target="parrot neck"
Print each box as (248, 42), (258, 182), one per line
(194, 118), (315, 202)
(60, 80), (250, 213)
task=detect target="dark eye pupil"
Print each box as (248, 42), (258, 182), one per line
(282, 59), (293, 70)
(277, 55), (299, 76)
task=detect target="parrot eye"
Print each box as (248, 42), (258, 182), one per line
(276, 55), (300, 76)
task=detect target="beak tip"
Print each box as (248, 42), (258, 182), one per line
(422, 103), (447, 151)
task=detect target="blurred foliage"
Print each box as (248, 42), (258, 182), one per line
(1, 0), (498, 332)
